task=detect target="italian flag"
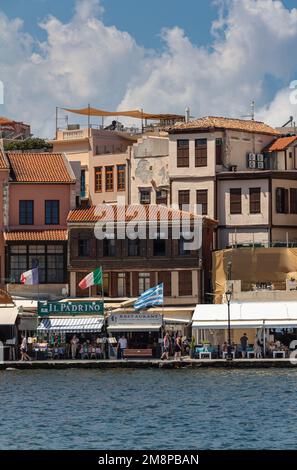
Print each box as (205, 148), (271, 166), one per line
(78, 267), (103, 289)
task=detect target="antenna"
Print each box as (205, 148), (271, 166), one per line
(241, 100), (255, 121)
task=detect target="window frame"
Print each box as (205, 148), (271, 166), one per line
(230, 188), (242, 215)
(117, 165), (126, 191)
(249, 187), (261, 214)
(105, 166), (114, 192)
(19, 200), (34, 225)
(195, 138), (207, 167)
(45, 200), (60, 225)
(196, 189), (208, 215)
(94, 166), (102, 193)
(177, 139), (189, 167)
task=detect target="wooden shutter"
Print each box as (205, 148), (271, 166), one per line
(132, 272), (139, 297)
(158, 271), (171, 296)
(290, 188), (297, 214)
(125, 272), (131, 296)
(196, 189), (208, 215)
(178, 271), (192, 296)
(249, 187), (261, 214)
(110, 272), (118, 297)
(230, 188), (242, 214)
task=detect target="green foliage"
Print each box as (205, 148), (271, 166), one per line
(4, 138), (53, 151)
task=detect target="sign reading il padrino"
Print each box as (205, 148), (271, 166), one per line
(38, 301), (104, 316)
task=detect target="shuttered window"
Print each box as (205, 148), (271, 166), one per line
(230, 188), (242, 214)
(94, 167), (102, 192)
(177, 139), (189, 167)
(276, 187), (289, 214)
(178, 271), (192, 296)
(195, 139), (207, 167)
(158, 272), (171, 296)
(178, 190), (190, 210)
(249, 187), (261, 214)
(216, 138), (223, 165)
(196, 189), (208, 215)
(290, 188), (297, 214)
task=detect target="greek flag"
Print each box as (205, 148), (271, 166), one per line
(134, 283), (164, 310)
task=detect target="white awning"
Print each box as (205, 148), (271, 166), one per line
(192, 301), (297, 330)
(37, 317), (104, 333)
(107, 324), (162, 332)
(0, 307), (19, 326)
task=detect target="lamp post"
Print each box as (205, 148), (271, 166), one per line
(225, 289), (232, 360)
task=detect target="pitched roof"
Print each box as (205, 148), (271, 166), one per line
(4, 230), (68, 241)
(169, 116), (280, 136)
(67, 204), (217, 225)
(0, 148), (9, 170)
(263, 135), (297, 152)
(7, 152), (75, 183)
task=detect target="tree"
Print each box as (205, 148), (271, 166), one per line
(4, 138), (53, 151)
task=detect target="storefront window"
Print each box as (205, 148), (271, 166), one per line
(117, 273), (126, 297)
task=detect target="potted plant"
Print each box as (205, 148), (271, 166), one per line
(202, 339), (211, 351)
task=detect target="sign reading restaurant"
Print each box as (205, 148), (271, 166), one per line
(38, 300), (104, 316)
(108, 313), (163, 326)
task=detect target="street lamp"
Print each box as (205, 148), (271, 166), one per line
(225, 289), (232, 360)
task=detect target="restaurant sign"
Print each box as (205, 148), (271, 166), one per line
(108, 313), (163, 326)
(38, 301), (104, 316)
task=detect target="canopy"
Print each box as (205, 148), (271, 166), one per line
(63, 107), (184, 121)
(0, 307), (19, 326)
(37, 317), (104, 333)
(192, 302), (297, 329)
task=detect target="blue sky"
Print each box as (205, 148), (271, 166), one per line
(1, 0), (297, 136)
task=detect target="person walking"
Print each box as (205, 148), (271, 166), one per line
(174, 335), (182, 361)
(70, 335), (79, 359)
(161, 332), (170, 360)
(118, 335), (128, 359)
(20, 335), (30, 361)
(240, 333), (249, 358)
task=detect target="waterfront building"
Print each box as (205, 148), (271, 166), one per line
(167, 116), (297, 248)
(67, 204), (216, 326)
(3, 152), (77, 299)
(0, 116), (31, 141)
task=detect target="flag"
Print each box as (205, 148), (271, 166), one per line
(78, 267), (103, 289)
(134, 283), (164, 310)
(20, 268), (39, 285)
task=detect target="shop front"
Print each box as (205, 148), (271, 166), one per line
(0, 306), (19, 360)
(192, 301), (297, 358)
(107, 313), (163, 358)
(33, 300), (106, 359)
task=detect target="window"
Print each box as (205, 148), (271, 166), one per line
(249, 187), (261, 214)
(153, 237), (166, 256)
(177, 139), (189, 167)
(128, 239), (140, 256)
(103, 238), (116, 256)
(230, 188), (242, 214)
(78, 239), (90, 257)
(9, 245), (27, 283)
(139, 272), (150, 294)
(178, 271), (192, 296)
(45, 200), (59, 225)
(156, 189), (167, 206)
(139, 189), (151, 204)
(94, 167), (102, 192)
(276, 187), (288, 214)
(216, 138), (223, 165)
(117, 273), (126, 297)
(195, 139), (207, 167)
(290, 188), (297, 214)
(178, 190), (190, 210)
(117, 165), (126, 191)
(196, 189), (208, 215)
(105, 166), (114, 191)
(80, 169), (86, 198)
(19, 200), (34, 225)
(47, 245), (64, 283)
(158, 272), (171, 296)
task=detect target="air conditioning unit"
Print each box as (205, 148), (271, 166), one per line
(249, 161), (256, 169)
(248, 153), (256, 160)
(257, 161), (264, 169)
(257, 153), (264, 162)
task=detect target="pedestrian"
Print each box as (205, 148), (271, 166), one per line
(253, 335), (262, 358)
(20, 335), (30, 361)
(240, 333), (249, 358)
(161, 332), (170, 360)
(70, 335), (79, 359)
(174, 335), (182, 360)
(118, 335), (127, 359)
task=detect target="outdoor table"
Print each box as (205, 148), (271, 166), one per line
(222, 351), (235, 359)
(247, 351), (255, 358)
(273, 350), (286, 358)
(199, 351), (212, 359)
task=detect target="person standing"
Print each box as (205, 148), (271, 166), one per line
(20, 335), (30, 361)
(161, 332), (170, 360)
(118, 335), (128, 359)
(174, 335), (182, 361)
(240, 333), (249, 358)
(70, 335), (79, 359)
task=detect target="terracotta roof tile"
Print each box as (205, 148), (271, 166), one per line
(4, 230), (68, 241)
(7, 152), (75, 183)
(67, 204), (217, 225)
(0, 148), (9, 170)
(263, 135), (297, 152)
(169, 116), (280, 136)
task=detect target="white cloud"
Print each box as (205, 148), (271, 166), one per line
(0, 0), (297, 136)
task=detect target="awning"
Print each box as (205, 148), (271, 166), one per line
(37, 317), (104, 333)
(0, 307), (19, 325)
(192, 302), (297, 330)
(107, 324), (162, 332)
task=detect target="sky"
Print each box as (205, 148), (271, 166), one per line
(0, 0), (297, 137)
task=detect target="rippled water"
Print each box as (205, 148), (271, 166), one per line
(1, 368), (297, 449)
